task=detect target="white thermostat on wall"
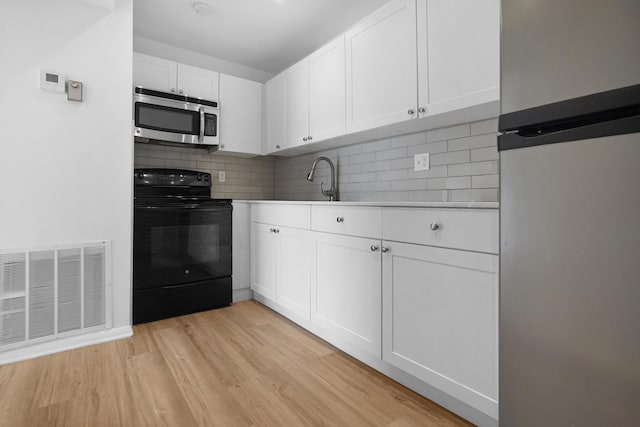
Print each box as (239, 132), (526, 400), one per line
(39, 70), (66, 93)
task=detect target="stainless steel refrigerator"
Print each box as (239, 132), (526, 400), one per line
(498, 1), (640, 426)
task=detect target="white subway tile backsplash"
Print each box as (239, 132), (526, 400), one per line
(472, 174), (500, 189)
(391, 179), (427, 191)
(427, 176), (471, 190)
(391, 132), (427, 148)
(390, 157), (415, 169)
(447, 133), (496, 152)
(361, 139), (392, 153)
(349, 172), (377, 183)
(407, 140), (448, 156)
(470, 146), (499, 162)
(448, 189), (498, 202)
(470, 118), (499, 135)
(408, 165), (448, 179)
(338, 144), (363, 157)
(377, 169), (409, 181)
(361, 160), (391, 172)
(408, 190), (448, 202)
(426, 124), (471, 142)
(347, 152), (376, 165)
(430, 150), (470, 166)
(376, 147), (408, 161)
(448, 160), (498, 177)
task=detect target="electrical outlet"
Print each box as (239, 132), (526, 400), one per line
(414, 153), (430, 171)
(218, 171), (226, 183)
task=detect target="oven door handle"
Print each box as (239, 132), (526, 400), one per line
(199, 106), (205, 144)
(135, 205), (230, 211)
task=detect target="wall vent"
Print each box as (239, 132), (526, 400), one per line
(0, 242), (111, 351)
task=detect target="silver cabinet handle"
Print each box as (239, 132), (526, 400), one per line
(408, 109), (415, 115)
(429, 222), (440, 231)
(336, 217), (344, 223)
(171, 88), (176, 93)
(303, 137), (308, 142)
(276, 145), (280, 149)
(179, 89), (184, 94)
(381, 247), (389, 253)
(308, 136), (313, 141)
(418, 107), (426, 114)
(370, 245), (379, 252)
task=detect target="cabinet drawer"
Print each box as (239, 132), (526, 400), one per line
(251, 204), (310, 230)
(311, 205), (382, 238)
(383, 208), (498, 253)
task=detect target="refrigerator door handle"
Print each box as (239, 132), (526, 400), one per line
(498, 112), (640, 151)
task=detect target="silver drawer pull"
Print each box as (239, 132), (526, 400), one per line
(381, 247), (389, 253)
(429, 222), (440, 231)
(336, 217), (344, 223)
(370, 245), (379, 252)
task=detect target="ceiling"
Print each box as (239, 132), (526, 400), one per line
(133, 0), (390, 74)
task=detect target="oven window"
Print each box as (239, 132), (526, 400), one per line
(133, 206), (232, 290)
(136, 103), (198, 134)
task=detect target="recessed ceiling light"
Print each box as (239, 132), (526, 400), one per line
(193, 1), (215, 16)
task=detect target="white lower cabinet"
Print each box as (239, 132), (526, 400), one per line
(250, 223), (277, 301)
(311, 232), (382, 357)
(276, 227), (312, 319)
(382, 240), (498, 417)
(249, 203), (498, 425)
(250, 222), (312, 320)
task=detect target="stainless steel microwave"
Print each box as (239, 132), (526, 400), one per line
(133, 87), (219, 149)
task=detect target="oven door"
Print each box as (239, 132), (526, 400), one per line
(133, 93), (219, 146)
(133, 203), (232, 290)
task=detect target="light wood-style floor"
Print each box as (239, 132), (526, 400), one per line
(0, 300), (472, 426)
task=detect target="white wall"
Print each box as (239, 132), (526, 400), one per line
(0, 0), (133, 328)
(134, 35), (273, 83)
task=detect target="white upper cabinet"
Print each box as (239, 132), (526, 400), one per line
(219, 74), (263, 155)
(177, 63), (219, 101)
(345, 0), (418, 133)
(417, 0), (500, 116)
(264, 73), (286, 154)
(284, 59), (310, 148)
(273, 35), (347, 152)
(133, 52), (219, 100)
(133, 53), (177, 93)
(308, 35), (346, 142)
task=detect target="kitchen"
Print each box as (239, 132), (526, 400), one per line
(1, 0), (638, 426)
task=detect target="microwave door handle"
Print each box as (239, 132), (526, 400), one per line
(199, 107), (205, 144)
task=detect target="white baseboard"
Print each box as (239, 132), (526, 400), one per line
(233, 287), (252, 302)
(0, 326), (133, 366)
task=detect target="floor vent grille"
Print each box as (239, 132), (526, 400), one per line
(0, 242), (111, 351)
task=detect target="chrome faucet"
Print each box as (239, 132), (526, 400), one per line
(306, 157), (337, 201)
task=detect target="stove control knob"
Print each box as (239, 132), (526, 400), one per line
(196, 174), (203, 181)
(204, 175), (210, 182)
(137, 172), (144, 180)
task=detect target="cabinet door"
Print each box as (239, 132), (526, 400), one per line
(133, 53), (177, 93)
(177, 63), (219, 100)
(250, 223), (277, 301)
(283, 60), (310, 148)
(382, 241), (498, 418)
(264, 73), (285, 154)
(276, 227), (312, 320)
(345, 0), (418, 132)
(417, 0), (500, 116)
(219, 74), (263, 155)
(311, 233), (381, 357)
(308, 35), (346, 142)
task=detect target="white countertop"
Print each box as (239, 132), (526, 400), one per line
(233, 200), (499, 209)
